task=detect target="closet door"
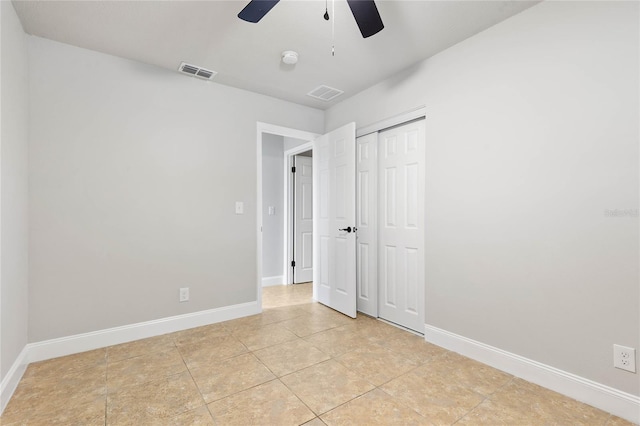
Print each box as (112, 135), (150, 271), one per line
(378, 119), (425, 333)
(356, 133), (378, 317)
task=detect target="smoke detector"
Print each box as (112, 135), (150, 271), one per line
(178, 62), (217, 80)
(282, 51), (298, 65)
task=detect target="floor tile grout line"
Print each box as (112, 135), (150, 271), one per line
(275, 357), (378, 418)
(185, 343), (279, 407)
(104, 350), (109, 426)
(206, 377), (284, 407)
(374, 385), (431, 421)
(276, 376), (321, 420)
(178, 341), (207, 409)
(252, 332), (389, 420)
(314, 387), (384, 419)
(105, 335), (178, 364)
(450, 375), (517, 425)
(177, 341), (255, 391)
(310, 330), (507, 425)
(20, 348), (108, 382)
(109, 332), (212, 422)
(252, 349), (331, 379)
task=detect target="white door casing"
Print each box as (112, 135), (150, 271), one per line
(378, 119), (425, 332)
(294, 155), (313, 283)
(313, 122), (357, 318)
(356, 133), (378, 317)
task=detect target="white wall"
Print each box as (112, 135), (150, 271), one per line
(284, 136), (310, 152)
(28, 36), (324, 342)
(262, 133), (284, 281)
(327, 1), (639, 395)
(0, 0), (29, 380)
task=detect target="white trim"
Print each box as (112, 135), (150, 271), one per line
(284, 141), (314, 285)
(262, 276), (285, 287)
(356, 106), (426, 138)
(0, 346), (28, 414)
(424, 324), (640, 424)
(27, 301), (259, 364)
(256, 122), (319, 303)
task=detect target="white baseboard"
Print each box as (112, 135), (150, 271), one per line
(424, 324), (640, 424)
(27, 301), (260, 363)
(0, 346), (28, 414)
(0, 301), (260, 415)
(262, 275), (285, 287)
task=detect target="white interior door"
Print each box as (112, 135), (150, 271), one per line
(294, 155), (313, 283)
(313, 122), (357, 318)
(378, 119), (425, 332)
(356, 133), (378, 317)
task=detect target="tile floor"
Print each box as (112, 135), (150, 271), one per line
(1, 283), (635, 425)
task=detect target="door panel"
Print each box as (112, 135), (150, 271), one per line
(355, 133), (378, 316)
(313, 123), (357, 318)
(378, 119), (425, 332)
(294, 155), (313, 283)
(383, 245), (397, 307)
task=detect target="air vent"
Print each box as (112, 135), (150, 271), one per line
(307, 85), (344, 101)
(178, 62), (217, 80)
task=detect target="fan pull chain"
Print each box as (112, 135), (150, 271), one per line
(323, 0), (335, 56)
(332, 0), (335, 56)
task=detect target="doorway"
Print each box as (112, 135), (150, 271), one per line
(256, 123), (319, 310)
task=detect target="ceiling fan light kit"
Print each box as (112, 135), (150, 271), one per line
(282, 51), (298, 65)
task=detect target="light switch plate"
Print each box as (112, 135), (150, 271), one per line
(268, 206), (275, 215)
(235, 201), (244, 214)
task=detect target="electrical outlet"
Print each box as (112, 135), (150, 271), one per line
(613, 344), (636, 373)
(179, 287), (189, 302)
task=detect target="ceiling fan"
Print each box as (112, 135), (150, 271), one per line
(238, 0), (384, 38)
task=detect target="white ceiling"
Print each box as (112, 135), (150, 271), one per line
(12, 0), (539, 109)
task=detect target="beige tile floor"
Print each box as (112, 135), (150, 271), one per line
(1, 282), (636, 425)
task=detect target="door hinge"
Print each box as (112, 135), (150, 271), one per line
(291, 260), (296, 267)
(292, 166), (296, 173)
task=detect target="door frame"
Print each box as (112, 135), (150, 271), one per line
(284, 142), (314, 285)
(256, 123), (319, 309)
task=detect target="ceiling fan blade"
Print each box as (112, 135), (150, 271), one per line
(238, 0), (280, 23)
(346, 0), (384, 38)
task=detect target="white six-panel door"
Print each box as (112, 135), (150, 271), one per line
(294, 155), (313, 283)
(356, 133), (378, 317)
(378, 120), (425, 332)
(313, 123), (357, 318)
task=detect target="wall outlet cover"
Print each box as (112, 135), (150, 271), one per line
(179, 287), (189, 302)
(613, 344), (636, 373)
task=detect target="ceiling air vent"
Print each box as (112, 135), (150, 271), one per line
(307, 85), (344, 102)
(178, 62), (217, 80)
